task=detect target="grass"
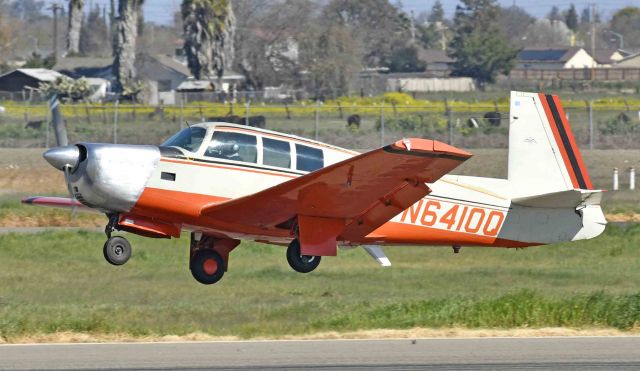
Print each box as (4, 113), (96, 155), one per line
(0, 224), (639, 341)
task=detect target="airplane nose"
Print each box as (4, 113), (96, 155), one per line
(43, 146), (80, 170)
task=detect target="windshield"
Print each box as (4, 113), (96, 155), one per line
(161, 127), (207, 153)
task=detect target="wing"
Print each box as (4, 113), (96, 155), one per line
(21, 196), (94, 212)
(201, 138), (471, 255)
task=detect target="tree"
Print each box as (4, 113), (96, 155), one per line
(427, 0), (444, 24)
(547, 6), (562, 22)
(80, 5), (110, 55)
(387, 46), (425, 73)
(67, 0), (84, 54)
(498, 5), (534, 47)
(522, 19), (571, 47)
(580, 7), (590, 25)
(610, 7), (640, 48)
(113, 0), (144, 92)
(564, 4), (578, 32)
(182, 0), (235, 80)
(448, 0), (518, 86)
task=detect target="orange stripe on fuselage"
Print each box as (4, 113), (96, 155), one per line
(551, 95), (593, 189)
(538, 93), (580, 188)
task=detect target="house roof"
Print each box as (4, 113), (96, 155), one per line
(517, 47), (584, 62)
(417, 48), (454, 64)
(0, 68), (65, 81)
(151, 54), (191, 77)
(592, 49), (621, 65)
(176, 80), (215, 91)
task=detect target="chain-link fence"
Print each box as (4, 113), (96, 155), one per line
(1, 100), (639, 150)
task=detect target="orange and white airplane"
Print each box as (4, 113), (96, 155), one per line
(25, 91), (606, 284)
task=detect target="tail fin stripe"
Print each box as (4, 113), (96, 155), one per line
(551, 95), (593, 189)
(540, 94), (588, 189)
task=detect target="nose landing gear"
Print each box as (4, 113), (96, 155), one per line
(103, 214), (132, 266)
(103, 236), (132, 265)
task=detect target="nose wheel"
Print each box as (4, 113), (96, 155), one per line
(286, 239), (321, 273)
(103, 236), (132, 265)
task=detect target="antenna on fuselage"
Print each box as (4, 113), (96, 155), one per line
(185, 120), (192, 129)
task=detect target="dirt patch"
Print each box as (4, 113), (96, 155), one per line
(3, 327), (639, 344)
(606, 213), (640, 223)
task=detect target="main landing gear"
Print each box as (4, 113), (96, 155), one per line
(189, 233), (240, 285)
(103, 215), (132, 265)
(286, 238), (321, 273)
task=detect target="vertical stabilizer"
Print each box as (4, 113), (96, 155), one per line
(508, 91), (593, 196)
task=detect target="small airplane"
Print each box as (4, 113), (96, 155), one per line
(24, 91), (606, 285)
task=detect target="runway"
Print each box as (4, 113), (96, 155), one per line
(1, 337), (640, 370)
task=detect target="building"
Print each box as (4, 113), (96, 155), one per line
(136, 54), (191, 92)
(417, 48), (454, 72)
(0, 68), (64, 92)
(592, 49), (626, 67)
(517, 47), (597, 69)
(616, 52), (640, 68)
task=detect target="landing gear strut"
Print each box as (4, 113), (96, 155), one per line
(286, 239), (321, 273)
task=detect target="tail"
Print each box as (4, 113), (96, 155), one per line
(506, 92), (606, 241)
(508, 91), (593, 197)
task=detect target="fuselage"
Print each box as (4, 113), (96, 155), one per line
(60, 122), (605, 249)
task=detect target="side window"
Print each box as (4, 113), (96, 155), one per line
(296, 144), (324, 172)
(205, 131), (257, 163)
(263, 137), (291, 169)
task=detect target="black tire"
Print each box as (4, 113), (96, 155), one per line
(190, 249), (225, 285)
(103, 236), (132, 266)
(286, 239), (321, 273)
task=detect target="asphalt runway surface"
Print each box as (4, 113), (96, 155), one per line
(1, 337), (640, 370)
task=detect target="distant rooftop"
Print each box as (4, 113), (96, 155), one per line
(517, 47), (583, 62)
(12, 68), (64, 81)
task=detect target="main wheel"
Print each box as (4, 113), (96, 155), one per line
(286, 239), (321, 273)
(103, 236), (132, 266)
(191, 249), (225, 285)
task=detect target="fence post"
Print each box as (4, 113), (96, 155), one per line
(179, 94), (184, 128)
(44, 102), (50, 148)
(380, 105), (385, 147)
(113, 99), (119, 144)
(630, 167), (636, 191)
(245, 100), (250, 125)
(613, 167), (619, 191)
(314, 99), (319, 141)
(445, 98), (452, 145)
(587, 100), (593, 150)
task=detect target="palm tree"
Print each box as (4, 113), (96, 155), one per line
(182, 0), (235, 81)
(67, 0), (84, 54)
(113, 0), (144, 92)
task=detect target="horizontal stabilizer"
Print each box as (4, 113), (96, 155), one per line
(512, 189), (603, 209)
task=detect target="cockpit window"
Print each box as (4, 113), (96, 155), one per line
(205, 131), (257, 163)
(161, 127), (206, 153)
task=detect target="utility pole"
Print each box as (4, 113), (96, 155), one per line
(50, 3), (62, 63)
(590, 3), (596, 80)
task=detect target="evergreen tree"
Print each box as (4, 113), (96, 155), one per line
(580, 7), (590, 24)
(565, 4), (578, 31)
(448, 0), (518, 86)
(427, 0), (444, 24)
(547, 6), (561, 22)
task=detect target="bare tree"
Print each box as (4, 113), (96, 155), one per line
(67, 0), (84, 54)
(182, 0), (235, 80)
(113, 0), (144, 92)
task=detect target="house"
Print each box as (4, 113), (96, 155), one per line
(417, 48), (454, 72)
(517, 47), (597, 69)
(136, 54), (191, 92)
(0, 68), (64, 92)
(592, 49), (626, 67)
(616, 53), (640, 68)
